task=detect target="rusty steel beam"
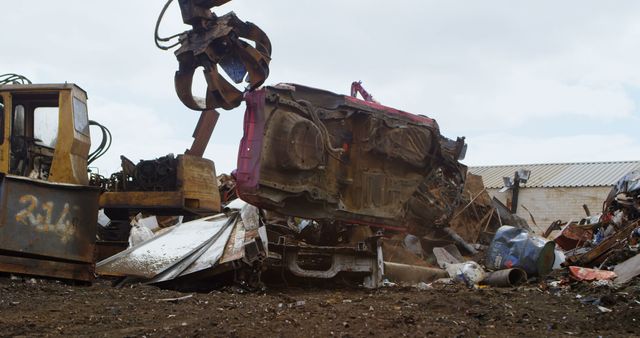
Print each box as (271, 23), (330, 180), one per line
(186, 109), (219, 157)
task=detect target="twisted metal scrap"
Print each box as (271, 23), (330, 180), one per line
(174, 0), (272, 111)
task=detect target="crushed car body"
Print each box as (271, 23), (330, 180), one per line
(236, 84), (468, 235)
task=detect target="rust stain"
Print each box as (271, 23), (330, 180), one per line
(237, 84), (467, 235)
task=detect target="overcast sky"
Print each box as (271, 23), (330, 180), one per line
(2, 1), (639, 175)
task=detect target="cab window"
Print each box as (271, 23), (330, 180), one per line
(73, 97), (89, 135)
(33, 107), (58, 148)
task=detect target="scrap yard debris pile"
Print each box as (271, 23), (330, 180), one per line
(86, 83), (469, 290)
(3, 76), (640, 298)
(3, 81), (640, 337)
(545, 170), (640, 288)
(95, 148), (640, 298)
(93, 80), (604, 294)
(10, 0), (640, 295)
(6, 1), (640, 335)
(95, 83), (473, 290)
(91, 83), (640, 294)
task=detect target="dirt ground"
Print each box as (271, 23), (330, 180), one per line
(1, 275), (639, 338)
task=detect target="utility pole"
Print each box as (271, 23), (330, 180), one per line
(511, 171), (521, 214)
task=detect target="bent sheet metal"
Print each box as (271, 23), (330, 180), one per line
(96, 202), (266, 282)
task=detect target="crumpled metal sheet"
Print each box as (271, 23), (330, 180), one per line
(96, 202), (263, 281)
(96, 213), (234, 279)
(150, 214), (237, 283)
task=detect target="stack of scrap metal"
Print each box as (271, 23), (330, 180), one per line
(96, 199), (388, 289)
(543, 170), (640, 286)
(94, 168), (540, 290)
(95, 85), (550, 290)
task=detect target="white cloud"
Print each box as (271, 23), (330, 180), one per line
(88, 96), (191, 175)
(464, 133), (640, 166)
(2, 0), (640, 173)
(88, 96), (241, 175)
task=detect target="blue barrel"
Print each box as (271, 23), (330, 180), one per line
(485, 225), (556, 277)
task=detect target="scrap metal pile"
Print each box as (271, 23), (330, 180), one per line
(96, 84), (473, 290)
(94, 160), (640, 295)
(95, 0), (481, 290)
(421, 168), (640, 292)
(543, 170), (640, 288)
(6, 0), (640, 300)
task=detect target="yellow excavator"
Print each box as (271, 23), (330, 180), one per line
(0, 78), (99, 282)
(0, 0), (272, 282)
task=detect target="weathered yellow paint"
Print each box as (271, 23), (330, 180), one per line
(0, 84), (91, 185)
(100, 155), (221, 215)
(49, 87), (91, 185)
(0, 93), (11, 174)
(177, 154), (220, 212)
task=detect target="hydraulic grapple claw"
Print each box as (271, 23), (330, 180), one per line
(174, 2), (272, 111)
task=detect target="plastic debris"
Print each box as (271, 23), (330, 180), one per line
(128, 213), (155, 248)
(444, 261), (486, 288)
(597, 306), (612, 313)
(485, 225), (556, 277)
(569, 266), (617, 281)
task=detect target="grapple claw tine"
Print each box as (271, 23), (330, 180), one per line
(175, 60), (208, 111)
(233, 39), (269, 90)
(204, 66), (244, 110)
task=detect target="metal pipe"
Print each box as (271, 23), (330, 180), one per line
(383, 262), (448, 284)
(481, 268), (527, 287)
(443, 227), (478, 255)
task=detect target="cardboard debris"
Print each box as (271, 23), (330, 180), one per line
(433, 247), (462, 268)
(613, 253), (640, 285)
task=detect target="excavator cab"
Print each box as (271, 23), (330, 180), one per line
(0, 83), (98, 282)
(0, 83), (90, 185)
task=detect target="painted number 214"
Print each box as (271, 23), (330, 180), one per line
(15, 194), (77, 243)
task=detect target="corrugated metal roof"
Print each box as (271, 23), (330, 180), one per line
(469, 161), (640, 189)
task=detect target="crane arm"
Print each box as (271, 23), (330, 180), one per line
(155, 0), (272, 157)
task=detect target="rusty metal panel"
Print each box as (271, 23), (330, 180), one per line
(0, 254), (94, 282)
(237, 84), (467, 235)
(100, 155), (220, 218)
(0, 174), (99, 281)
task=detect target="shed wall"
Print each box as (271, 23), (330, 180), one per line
(487, 186), (611, 234)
